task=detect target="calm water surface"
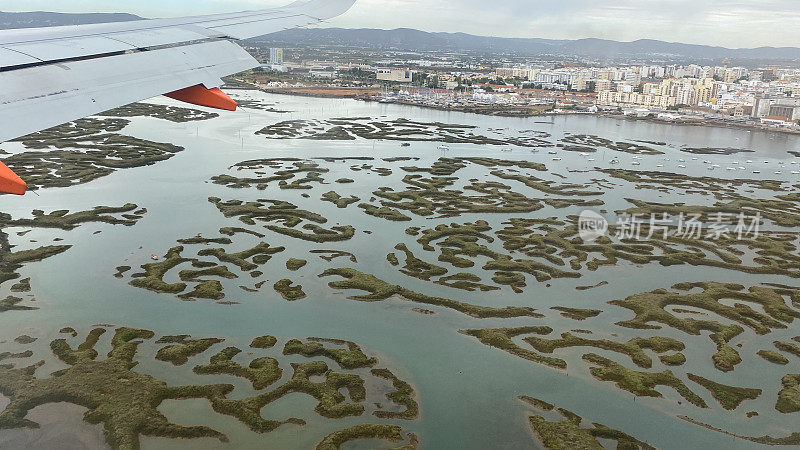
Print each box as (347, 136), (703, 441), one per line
(1, 91), (799, 449)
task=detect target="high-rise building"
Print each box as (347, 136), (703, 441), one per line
(595, 79), (612, 92)
(269, 48), (284, 65)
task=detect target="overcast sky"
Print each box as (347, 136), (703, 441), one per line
(1, 0), (798, 48)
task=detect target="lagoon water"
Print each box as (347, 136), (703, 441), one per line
(1, 90), (799, 449)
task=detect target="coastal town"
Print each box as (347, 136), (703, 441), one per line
(235, 44), (800, 131)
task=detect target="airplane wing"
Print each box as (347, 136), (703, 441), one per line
(0, 0), (356, 195)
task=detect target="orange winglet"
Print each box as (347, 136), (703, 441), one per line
(164, 84), (237, 111)
(0, 160), (26, 195)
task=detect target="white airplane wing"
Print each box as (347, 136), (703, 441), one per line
(0, 0), (356, 195)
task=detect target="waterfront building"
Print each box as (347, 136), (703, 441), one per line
(377, 68), (414, 83)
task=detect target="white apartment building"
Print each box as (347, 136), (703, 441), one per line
(495, 68), (531, 79)
(598, 90), (677, 108)
(533, 70), (576, 85)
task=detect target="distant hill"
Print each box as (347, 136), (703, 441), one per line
(257, 28), (800, 62)
(2, 11), (799, 62)
(0, 11), (141, 29)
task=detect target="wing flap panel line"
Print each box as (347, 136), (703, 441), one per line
(3, 36), (136, 64)
(204, 14), (315, 40)
(104, 27), (211, 49)
(0, 47), (41, 66)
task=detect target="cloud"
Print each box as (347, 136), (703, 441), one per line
(324, 0), (800, 48)
(0, 0), (798, 48)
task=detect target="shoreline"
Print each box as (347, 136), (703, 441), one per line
(225, 82), (378, 100)
(226, 80), (800, 136)
(596, 112), (800, 136)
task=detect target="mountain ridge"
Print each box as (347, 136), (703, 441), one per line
(256, 27), (800, 61)
(0, 11), (798, 61)
(0, 11), (141, 29)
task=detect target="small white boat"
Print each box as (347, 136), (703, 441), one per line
(753, 170), (761, 174)
(726, 167), (735, 171)
(746, 160), (754, 163)
(548, 151), (557, 155)
(552, 157), (562, 161)
(775, 171), (783, 174)
(587, 158), (596, 162)
(610, 159), (620, 164)
(678, 159), (686, 162)
(580, 152), (590, 156)
(732, 161), (739, 165)
(791, 171), (800, 174)
(692, 157), (698, 160)
(437, 144), (450, 151)
(739, 166), (746, 170)
(656, 164), (664, 168)
(678, 164), (686, 168)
